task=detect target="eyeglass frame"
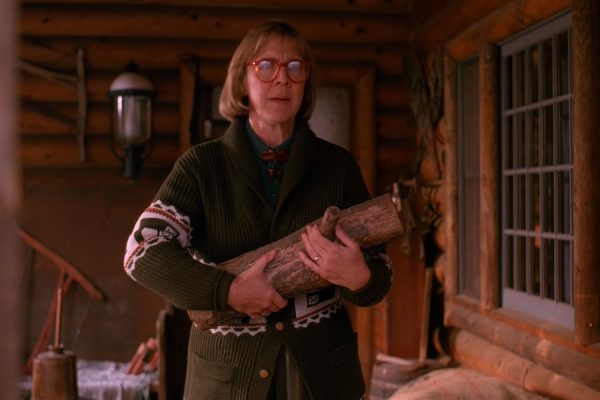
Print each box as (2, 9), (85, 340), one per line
(248, 59), (310, 83)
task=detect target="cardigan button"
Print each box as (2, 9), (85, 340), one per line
(258, 369), (270, 379)
(275, 322), (285, 331)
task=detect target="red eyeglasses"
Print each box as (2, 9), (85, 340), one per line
(249, 59), (310, 83)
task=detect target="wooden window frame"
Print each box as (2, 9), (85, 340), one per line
(444, 7), (600, 384)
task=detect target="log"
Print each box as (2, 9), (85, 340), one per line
(376, 79), (410, 110)
(448, 328), (600, 399)
(20, 134), (179, 168)
(442, 52), (458, 300)
(445, 0), (571, 60)
(19, 38), (407, 76)
(21, 5), (412, 45)
(20, 71), (180, 104)
(21, 0), (410, 14)
(20, 102), (179, 137)
(573, 0), (600, 345)
(376, 109), (416, 141)
(376, 140), (417, 172)
(414, 0), (508, 52)
(446, 305), (600, 392)
(479, 41), (499, 310)
(188, 193), (404, 328)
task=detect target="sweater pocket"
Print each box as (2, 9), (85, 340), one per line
(184, 352), (235, 400)
(325, 333), (365, 399)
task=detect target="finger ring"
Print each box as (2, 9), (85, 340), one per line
(313, 255), (321, 262)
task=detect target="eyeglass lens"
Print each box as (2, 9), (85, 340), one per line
(255, 60), (308, 82)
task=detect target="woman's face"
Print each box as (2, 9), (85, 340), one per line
(245, 36), (306, 130)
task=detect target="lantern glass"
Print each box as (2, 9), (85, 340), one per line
(112, 94), (152, 147)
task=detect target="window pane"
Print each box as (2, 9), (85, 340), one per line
(529, 237), (540, 295)
(529, 109), (540, 167)
(516, 175), (526, 230)
(557, 171), (571, 234)
(515, 236), (526, 291)
(504, 236), (514, 289)
(557, 31), (570, 96)
(543, 239), (555, 300)
(516, 50), (525, 107)
(504, 176), (514, 228)
(557, 240), (572, 304)
(557, 101), (571, 165)
(542, 38), (553, 99)
(543, 105), (554, 165)
(516, 113), (526, 168)
(529, 45), (540, 103)
(530, 173), (540, 231)
(504, 116), (514, 169)
(542, 172), (555, 233)
(505, 55), (513, 110)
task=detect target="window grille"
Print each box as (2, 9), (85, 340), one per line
(500, 12), (573, 328)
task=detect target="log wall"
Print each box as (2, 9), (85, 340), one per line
(17, 0), (420, 372)
(424, 0), (600, 396)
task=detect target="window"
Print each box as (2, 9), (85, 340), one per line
(458, 57), (481, 299)
(500, 13), (573, 328)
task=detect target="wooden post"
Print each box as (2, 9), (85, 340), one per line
(443, 51), (459, 307)
(352, 67), (376, 195)
(573, 0), (600, 345)
(479, 41), (499, 310)
(0, 0), (21, 397)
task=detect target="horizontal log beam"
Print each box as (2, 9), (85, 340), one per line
(20, 64), (408, 105)
(376, 139), (416, 172)
(22, 0), (412, 14)
(21, 5), (413, 45)
(20, 134), (179, 168)
(446, 305), (600, 392)
(448, 328), (600, 400)
(19, 38), (408, 76)
(376, 110), (417, 140)
(446, 0), (571, 60)
(20, 102), (179, 136)
(20, 70), (180, 103)
(376, 78), (410, 109)
(413, 0), (507, 53)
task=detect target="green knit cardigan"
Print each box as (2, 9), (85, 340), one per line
(124, 118), (392, 400)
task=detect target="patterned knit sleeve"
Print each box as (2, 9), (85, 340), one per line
(123, 151), (235, 311)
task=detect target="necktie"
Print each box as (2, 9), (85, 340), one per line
(259, 148), (289, 179)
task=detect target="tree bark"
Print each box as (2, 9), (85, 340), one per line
(188, 194), (404, 328)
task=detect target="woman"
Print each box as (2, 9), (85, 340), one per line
(124, 20), (392, 400)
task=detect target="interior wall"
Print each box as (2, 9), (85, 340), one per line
(18, 1), (422, 365)
(20, 170), (168, 362)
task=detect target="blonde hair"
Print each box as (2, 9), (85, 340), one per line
(219, 20), (316, 122)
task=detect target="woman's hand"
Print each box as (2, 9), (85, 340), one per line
(299, 224), (371, 291)
(227, 250), (287, 319)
